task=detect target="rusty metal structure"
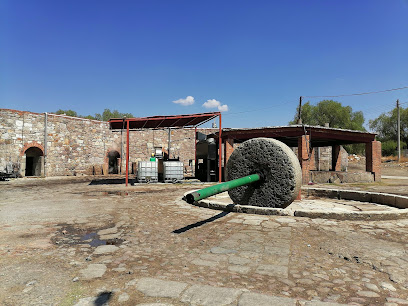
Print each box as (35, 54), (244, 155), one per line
(109, 112), (222, 186)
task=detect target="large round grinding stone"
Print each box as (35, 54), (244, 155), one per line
(226, 138), (302, 208)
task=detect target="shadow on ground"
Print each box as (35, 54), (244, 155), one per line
(89, 178), (135, 185)
(94, 291), (113, 306)
(172, 211), (230, 234)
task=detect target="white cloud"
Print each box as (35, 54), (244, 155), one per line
(218, 104), (229, 112)
(203, 99), (228, 112)
(202, 99), (221, 109)
(172, 96), (195, 106)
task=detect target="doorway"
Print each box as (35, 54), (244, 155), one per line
(108, 151), (120, 174)
(25, 147), (43, 176)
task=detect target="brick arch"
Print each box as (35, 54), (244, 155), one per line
(20, 142), (45, 156)
(106, 148), (121, 157)
(105, 149), (121, 175)
(105, 149), (121, 163)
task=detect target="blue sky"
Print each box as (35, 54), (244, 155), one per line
(1, 0), (408, 129)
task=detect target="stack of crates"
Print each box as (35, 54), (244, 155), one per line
(137, 161), (158, 183)
(163, 161), (184, 183)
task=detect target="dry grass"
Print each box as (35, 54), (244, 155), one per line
(382, 155), (408, 163)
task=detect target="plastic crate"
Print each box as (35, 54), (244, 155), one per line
(137, 161), (158, 183)
(163, 161), (183, 182)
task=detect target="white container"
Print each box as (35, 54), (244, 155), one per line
(137, 161), (158, 182)
(163, 161), (184, 182)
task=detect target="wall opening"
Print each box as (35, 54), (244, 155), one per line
(108, 151), (120, 174)
(25, 147), (43, 176)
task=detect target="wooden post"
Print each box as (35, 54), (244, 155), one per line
(297, 96), (303, 124)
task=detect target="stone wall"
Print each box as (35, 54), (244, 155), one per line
(292, 145), (348, 171)
(0, 109), (215, 177)
(313, 146), (348, 171)
(310, 171), (374, 184)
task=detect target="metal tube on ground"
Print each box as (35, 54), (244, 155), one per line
(185, 173), (261, 204)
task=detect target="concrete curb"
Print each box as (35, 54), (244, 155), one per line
(305, 188), (408, 209)
(183, 188), (408, 220)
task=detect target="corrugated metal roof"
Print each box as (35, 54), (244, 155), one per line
(109, 112), (220, 130)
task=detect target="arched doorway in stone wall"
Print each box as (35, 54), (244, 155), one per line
(107, 150), (120, 174)
(25, 147), (44, 176)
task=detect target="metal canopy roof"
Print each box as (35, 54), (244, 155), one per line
(109, 112), (220, 130)
(110, 111), (223, 185)
(220, 125), (377, 147)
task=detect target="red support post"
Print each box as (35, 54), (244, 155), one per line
(218, 113), (222, 182)
(126, 120), (130, 187)
(194, 126), (197, 177)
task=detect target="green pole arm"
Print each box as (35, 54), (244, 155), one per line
(185, 174), (261, 204)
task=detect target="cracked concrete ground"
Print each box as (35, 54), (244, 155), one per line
(1, 177), (408, 305)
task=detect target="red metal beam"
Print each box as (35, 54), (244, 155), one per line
(195, 126), (197, 178)
(109, 112), (221, 130)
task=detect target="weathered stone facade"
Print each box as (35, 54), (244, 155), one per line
(0, 109), (214, 177)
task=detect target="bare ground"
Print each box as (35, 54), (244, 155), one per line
(1, 169), (408, 305)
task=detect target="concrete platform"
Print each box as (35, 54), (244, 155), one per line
(187, 188), (408, 221)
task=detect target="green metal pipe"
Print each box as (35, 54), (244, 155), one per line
(185, 174), (261, 204)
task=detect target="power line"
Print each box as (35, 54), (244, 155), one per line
(303, 85), (408, 98)
(223, 99), (298, 116)
(360, 103), (397, 114)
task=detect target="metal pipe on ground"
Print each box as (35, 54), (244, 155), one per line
(185, 174), (261, 204)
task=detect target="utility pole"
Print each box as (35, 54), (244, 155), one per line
(297, 96), (303, 124)
(397, 99), (401, 162)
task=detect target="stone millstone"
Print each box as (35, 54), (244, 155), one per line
(226, 138), (302, 208)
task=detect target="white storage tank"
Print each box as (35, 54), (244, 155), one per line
(163, 161), (184, 183)
(137, 161), (158, 183)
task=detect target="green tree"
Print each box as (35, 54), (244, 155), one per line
(53, 109), (134, 121)
(55, 109), (78, 117)
(82, 115), (97, 120)
(289, 100), (366, 154)
(100, 109), (133, 121)
(289, 100), (365, 131)
(369, 106), (408, 154)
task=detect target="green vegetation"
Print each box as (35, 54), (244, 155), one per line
(369, 106), (408, 155)
(54, 109), (133, 121)
(290, 100), (365, 131)
(58, 282), (86, 306)
(289, 100), (366, 154)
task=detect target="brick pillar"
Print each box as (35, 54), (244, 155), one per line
(366, 141), (382, 182)
(224, 138), (234, 178)
(332, 145), (342, 171)
(298, 135), (311, 184)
